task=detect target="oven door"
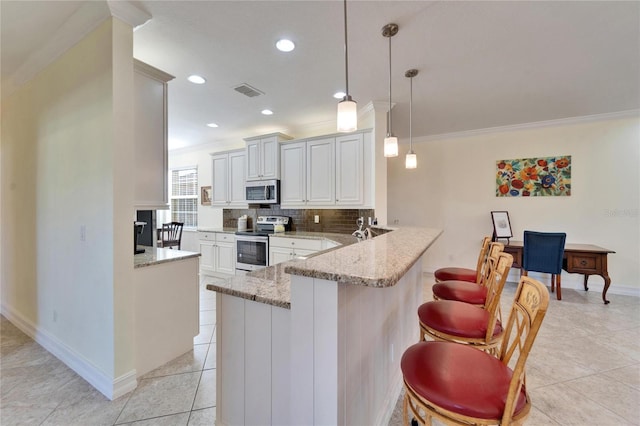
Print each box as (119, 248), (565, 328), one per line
(236, 235), (269, 271)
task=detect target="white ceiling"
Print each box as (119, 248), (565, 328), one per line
(2, 1), (639, 151)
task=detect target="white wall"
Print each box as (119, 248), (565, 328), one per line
(388, 114), (640, 293)
(1, 18), (136, 396)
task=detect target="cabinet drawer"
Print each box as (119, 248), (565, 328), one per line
(216, 233), (235, 243)
(269, 237), (323, 251)
(199, 232), (216, 241)
(566, 253), (601, 274)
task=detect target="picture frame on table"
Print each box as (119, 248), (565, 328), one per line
(491, 211), (512, 241)
(201, 186), (212, 206)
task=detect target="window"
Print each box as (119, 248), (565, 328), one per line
(170, 167), (198, 228)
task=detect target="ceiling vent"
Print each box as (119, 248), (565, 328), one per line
(233, 83), (264, 98)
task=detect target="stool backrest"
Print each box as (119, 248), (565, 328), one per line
(478, 241), (504, 286)
(482, 252), (513, 340)
(498, 276), (550, 423)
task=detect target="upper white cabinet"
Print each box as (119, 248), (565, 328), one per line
(280, 130), (372, 209)
(134, 60), (174, 210)
(335, 133), (363, 205)
(244, 133), (292, 181)
(210, 149), (247, 207)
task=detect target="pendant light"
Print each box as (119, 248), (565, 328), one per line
(405, 69), (418, 169)
(382, 23), (399, 157)
(337, 0), (357, 132)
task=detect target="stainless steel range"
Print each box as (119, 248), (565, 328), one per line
(235, 216), (290, 274)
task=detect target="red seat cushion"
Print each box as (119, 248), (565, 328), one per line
(418, 300), (502, 339)
(401, 341), (528, 420)
(433, 280), (488, 305)
(434, 267), (477, 283)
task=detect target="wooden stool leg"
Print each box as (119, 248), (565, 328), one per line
(550, 274), (555, 293)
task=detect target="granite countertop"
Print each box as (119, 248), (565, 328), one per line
(284, 227), (442, 287)
(196, 227), (237, 234)
(206, 227), (442, 309)
(134, 247), (200, 269)
(270, 231), (358, 247)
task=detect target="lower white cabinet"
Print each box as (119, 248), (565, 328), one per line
(200, 232), (236, 276)
(269, 237), (324, 266)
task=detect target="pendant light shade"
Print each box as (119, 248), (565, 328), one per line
(337, 0), (357, 132)
(384, 135), (399, 157)
(337, 96), (358, 132)
(405, 69), (418, 169)
(382, 23), (399, 157)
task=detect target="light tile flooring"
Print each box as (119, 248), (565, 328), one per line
(1, 274), (639, 425)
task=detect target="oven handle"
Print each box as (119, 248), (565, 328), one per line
(236, 235), (269, 243)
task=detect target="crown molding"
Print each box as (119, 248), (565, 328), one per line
(413, 109), (640, 144)
(107, 1), (151, 30)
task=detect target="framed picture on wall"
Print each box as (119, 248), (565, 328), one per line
(491, 211), (512, 240)
(201, 186), (212, 206)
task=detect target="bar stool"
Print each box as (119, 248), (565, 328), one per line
(433, 236), (492, 283)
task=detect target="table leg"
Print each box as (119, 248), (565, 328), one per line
(583, 275), (589, 291)
(601, 274), (611, 305)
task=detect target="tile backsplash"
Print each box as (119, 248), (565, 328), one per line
(223, 206), (375, 234)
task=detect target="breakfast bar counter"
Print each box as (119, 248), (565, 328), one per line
(208, 226), (442, 426)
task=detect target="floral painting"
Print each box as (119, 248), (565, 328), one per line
(496, 156), (571, 197)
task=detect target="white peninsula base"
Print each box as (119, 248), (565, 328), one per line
(215, 258), (423, 425)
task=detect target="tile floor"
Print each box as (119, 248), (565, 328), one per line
(1, 274), (639, 425)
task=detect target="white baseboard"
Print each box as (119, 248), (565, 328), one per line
(0, 303), (137, 400)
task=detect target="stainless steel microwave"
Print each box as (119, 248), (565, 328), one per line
(245, 179), (279, 204)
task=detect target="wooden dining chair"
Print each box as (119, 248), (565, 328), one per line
(402, 276), (550, 426)
(434, 237), (492, 283)
(432, 242), (504, 306)
(419, 252), (514, 353)
(522, 230), (566, 300)
(159, 222), (184, 250)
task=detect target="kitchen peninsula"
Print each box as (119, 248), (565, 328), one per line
(134, 247), (200, 377)
(207, 227), (442, 426)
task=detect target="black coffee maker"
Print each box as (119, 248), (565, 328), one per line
(134, 221), (146, 254)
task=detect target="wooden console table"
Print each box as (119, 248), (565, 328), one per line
(502, 241), (615, 304)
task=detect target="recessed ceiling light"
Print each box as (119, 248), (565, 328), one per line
(206, 123), (219, 128)
(187, 75), (206, 84)
(276, 39), (295, 52)
(261, 109), (274, 115)
(333, 91), (346, 99)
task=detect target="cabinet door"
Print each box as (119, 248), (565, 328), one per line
(199, 240), (216, 274)
(269, 246), (293, 266)
(280, 142), (307, 206)
(216, 241), (236, 274)
(211, 154), (229, 205)
(335, 133), (363, 205)
(134, 69), (168, 209)
(261, 136), (279, 180)
(307, 138), (335, 205)
(229, 151), (246, 206)
(246, 140), (261, 180)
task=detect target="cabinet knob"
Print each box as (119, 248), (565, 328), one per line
(581, 260), (587, 266)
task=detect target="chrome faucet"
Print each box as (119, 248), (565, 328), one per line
(352, 217), (370, 240)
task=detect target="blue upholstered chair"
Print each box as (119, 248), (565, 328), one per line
(523, 231), (566, 300)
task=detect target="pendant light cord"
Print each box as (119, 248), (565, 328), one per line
(388, 35), (392, 136)
(409, 74), (413, 151)
(343, 0), (349, 97)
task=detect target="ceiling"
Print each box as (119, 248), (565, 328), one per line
(2, 1), (639, 151)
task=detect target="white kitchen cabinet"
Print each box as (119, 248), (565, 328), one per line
(210, 149), (247, 207)
(335, 133), (363, 205)
(199, 232), (236, 276)
(244, 133), (292, 181)
(134, 60), (174, 210)
(306, 138), (335, 205)
(269, 237), (323, 266)
(281, 138), (335, 207)
(280, 130), (371, 209)
(280, 142), (306, 206)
